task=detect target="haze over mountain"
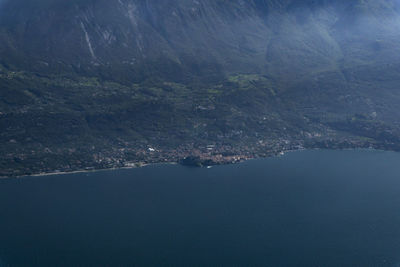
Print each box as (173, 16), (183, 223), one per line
(2, 0), (400, 176)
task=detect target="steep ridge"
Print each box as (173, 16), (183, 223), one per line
(2, 0), (400, 176)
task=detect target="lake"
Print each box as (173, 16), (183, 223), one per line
(1, 149), (400, 266)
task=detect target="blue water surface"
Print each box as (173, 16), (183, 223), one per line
(1, 150), (400, 266)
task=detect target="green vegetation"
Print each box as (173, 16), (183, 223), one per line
(2, 0), (400, 176)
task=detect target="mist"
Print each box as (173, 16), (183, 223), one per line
(2, 0), (400, 179)
(1, 0), (399, 77)
(1, 0), (400, 95)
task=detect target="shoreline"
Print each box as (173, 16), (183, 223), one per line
(0, 147), (390, 180)
(0, 162), (179, 180)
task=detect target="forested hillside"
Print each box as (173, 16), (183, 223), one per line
(2, 0), (400, 176)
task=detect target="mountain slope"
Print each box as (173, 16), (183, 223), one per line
(2, 0), (400, 176)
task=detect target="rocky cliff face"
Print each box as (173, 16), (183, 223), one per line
(2, 0), (400, 176)
(0, 0), (272, 80)
(1, 0), (399, 81)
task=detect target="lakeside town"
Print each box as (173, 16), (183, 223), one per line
(2, 130), (397, 178)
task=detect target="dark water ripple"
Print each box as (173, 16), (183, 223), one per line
(1, 150), (400, 266)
